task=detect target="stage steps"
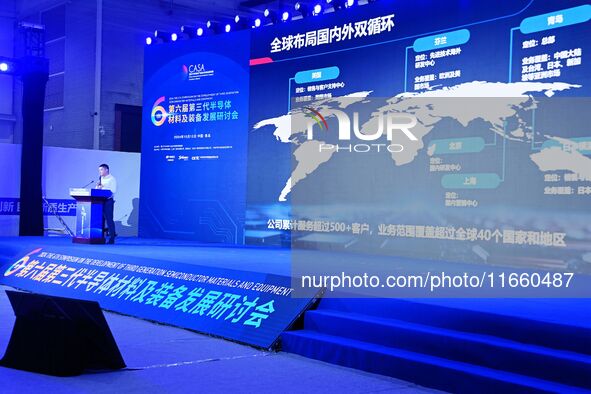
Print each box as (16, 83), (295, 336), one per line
(281, 298), (591, 393)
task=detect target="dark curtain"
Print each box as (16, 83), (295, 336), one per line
(19, 57), (49, 236)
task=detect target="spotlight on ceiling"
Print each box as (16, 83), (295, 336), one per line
(312, 4), (323, 15)
(234, 15), (251, 30)
(225, 23), (231, 33)
(264, 9), (277, 24)
(253, 18), (262, 28)
(180, 25), (198, 38)
(145, 36), (152, 45)
(154, 30), (172, 42)
(171, 33), (178, 41)
(196, 27), (204, 36)
(206, 20), (222, 34)
(326, 0), (345, 11)
(296, 2), (313, 17)
(281, 11), (291, 22)
(0, 59), (16, 74)
(344, 0), (356, 7)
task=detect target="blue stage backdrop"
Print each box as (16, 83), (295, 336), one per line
(139, 31), (250, 244)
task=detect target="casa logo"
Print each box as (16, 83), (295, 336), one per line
(4, 248), (42, 277)
(183, 63), (214, 81)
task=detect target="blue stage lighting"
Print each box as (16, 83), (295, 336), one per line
(180, 25), (199, 38)
(234, 15), (251, 30)
(154, 30), (172, 42)
(295, 2), (309, 17)
(145, 37), (152, 45)
(281, 11), (290, 22)
(225, 24), (231, 33)
(264, 9), (277, 24)
(171, 33), (178, 41)
(254, 18), (262, 28)
(326, 0), (342, 10)
(345, 0), (356, 8)
(207, 20), (222, 34)
(313, 4), (323, 15)
(197, 27), (204, 36)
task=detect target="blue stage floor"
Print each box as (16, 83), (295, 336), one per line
(0, 236), (292, 276)
(0, 284), (440, 394)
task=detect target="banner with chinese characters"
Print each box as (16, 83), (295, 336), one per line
(0, 198), (78, 216)
(0, 247), (320, 349)
(139, 30), (250, 243)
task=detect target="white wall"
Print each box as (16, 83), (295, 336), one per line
(0, 0), (16, 143)
(0, 143), (21, 234)
(11, 0), (217, 150)
(0, 142), (140, 236)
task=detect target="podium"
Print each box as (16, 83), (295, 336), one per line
(69, 188), (112, 244)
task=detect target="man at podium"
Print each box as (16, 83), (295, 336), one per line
(97, 163), (117, 244)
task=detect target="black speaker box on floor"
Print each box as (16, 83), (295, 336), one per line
(0, 290), (126, 376)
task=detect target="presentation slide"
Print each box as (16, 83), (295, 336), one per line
(244, 0), (591, 273)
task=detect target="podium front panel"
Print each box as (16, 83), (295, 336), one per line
(74, 202), (103, 240)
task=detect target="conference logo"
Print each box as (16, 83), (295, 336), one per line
(304, 107), (419, 153)
(4, 247), (42, 277)
(183, 63), (214, 81)
(151, 96), (168, 126)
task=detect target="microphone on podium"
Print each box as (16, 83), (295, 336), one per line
(81, 180), (95, 188)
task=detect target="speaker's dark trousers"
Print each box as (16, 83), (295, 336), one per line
(103, 198), (115, 242)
